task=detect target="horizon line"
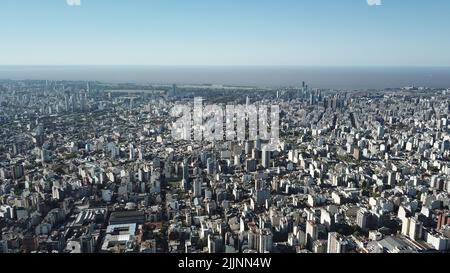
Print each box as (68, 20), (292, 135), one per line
(1, 64), (450, 68)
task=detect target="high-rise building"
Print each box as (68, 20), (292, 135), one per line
(313, 240), (327, 253)
(247, 230), (258, 250)
(208, 234), (223, 253)
(193, 178), (202, 197)
(207, 158), (215, 175)
(245, 159), (257, 172)
(129, 98), (134, 111)
(41, 149), (50, 163)
(437, 210), (450, 230)
(306, 220), (318, 249)
(36, 123), (44, 137)
(258, 229), (273, 253)
(11, 163), (24, 180)
(387, 171), (396, 187)
(406, 217), (423, 241)
(441, 140), (450, 152)
(170, 84), (177, 97)
(377, 125), (385, 139)
(245, 141), (253, 155)
(357, 208), (370, 231)
(327, 232), (349, 253)
(255, 139), (262, 151)
(353, 148), (361, 161)
(182, 161), (189, 182)
(80, 234), (95, 253)
(262, 148), (270, 168)
(129, 144), (135, 160)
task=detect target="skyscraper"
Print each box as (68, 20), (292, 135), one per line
(306, 220), (318, 249)
(377, 125), (385, 139)
(357, 208), (370, 231)
(259, 229), (273, 253)
(327, 232), (349, 253)
(437, 210), (450, 230)
(207, 158), (215, 175)
(208, 234), (223, 253)
(129, 144), (135, 160)
(262, 148), (270, 168)
(182, 161), (189, 182)
(193, 178), (202, 197)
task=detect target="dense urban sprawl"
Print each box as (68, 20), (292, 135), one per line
(0, 80), (450, 253)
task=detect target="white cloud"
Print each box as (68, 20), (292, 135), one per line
(66, 0), (81, 6)
(367, 0), (382, 6)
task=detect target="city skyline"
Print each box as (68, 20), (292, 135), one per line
(1, 0), (450, 66)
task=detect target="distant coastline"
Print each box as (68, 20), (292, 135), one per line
(1, 65), (450, 90)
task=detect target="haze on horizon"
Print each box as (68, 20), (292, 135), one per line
(1, 65), (450, 90)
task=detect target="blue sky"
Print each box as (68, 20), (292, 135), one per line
(1, 0), (450, 66)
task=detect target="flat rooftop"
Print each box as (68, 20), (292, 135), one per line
(109, 210), (145, 225)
